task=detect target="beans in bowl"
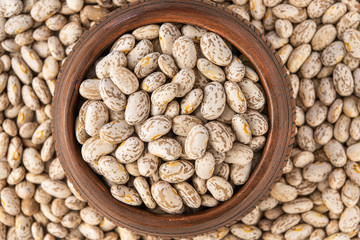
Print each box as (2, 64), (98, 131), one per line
(76, 23), (268, 214)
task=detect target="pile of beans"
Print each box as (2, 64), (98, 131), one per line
(76, 22), (269, 213)
(0, 0), (359, 239)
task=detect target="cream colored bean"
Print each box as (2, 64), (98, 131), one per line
(231, 114), (252, 144)
(272, 4), (300, 19)
(109, 66), (139, 95)
(79, 222), (104, 240)
(197, 58), (225, 82)
(341, 180), (360, 208)
(231, 224), (262, 240)
(205, 121), (233, 153)
(195, 152), (215, 180)
(310, 25), (337, 52)
(343, 96), (359, 118)
(133, 177), (156, 209)
(33, 26), (52, 42)
(287, 44), (311, 73)
(339, 206), (360, 233)
(30, 0), (61, 21)
(15, 181), (35, 200)
(323, 3), (347, 24)
(42, 56), (59, 81)
(302, 211), (329, 228)
(127, 39), (153, 70)
(300, 52), (322, 79)
(158, 54), (179, 78)
(15, 213), (32, 239)
(317, 77), (336, 106)
(65, 196), (86, 210)
(132, 24), (159, 41)
(61, 211), (81, 229)
(164, 100), (179, 119)
(22, 147), (44, 174)
(328, 168), (346, 190)
(99, 120), (134, 144)
(151, 181), (183, 214)
(322, 188), (343, 214)
(2, 119), (17, 137)
(172, 68), (195, 97)
(79, 79), (101, 100)
(275, 19), (293, 39)
(47, 36), (65, 60)
(11, 56), (32, 85)
(7, 166), (26, 186)
(172, 36), (197, 69)
(328, 99), (343, 123)
(45, 14), (66, 32)
(0, 132), (9, 159)
(181, 24), (206, 43)
(124, 91), (150, 125)
(303, 161), (332, 182)
(115, 136), (144, 164)
(225, 141), (253, 164)
(172, 115), (202, 137)
(243, 110), (268, 136)
(5, 14), (33, 35)
(134, 52), (160, 78)
(32, 77), (51, 105)
(159, 23), (181, 55)
(22, 85), (40, 111)
(346, 142), (360, 162)
(324, 139), (347, 167)
(111, 34), (135, 53)
(31, 119), (51, 145)
(1, 188), (20, 216)
(159, 160), (194, 183)
(271, 214), (301, 234)
(239, 78), (265, 110)
(228, 5), (250, 21)
(59, 22), (82, 46)
(148, 137), (181, 161)
(200, 32), (232, 66)
(80, 206), (102, 226)
(151, 83), (178, 106)
(289, 20), (316, 47)
(230, 162), (251, 185)
(338, 12), (360, 42)
(343, 29), (360, 59)
(192, 175), (207, 195)
(98, 156), (129, 184)
(180, 88), (203, 115)
(201, 82), (226, 120)
(81, 136), (116, 163)
(98, 79), (126, 111)
(51, 198), (68, 217)
(285, 224), (312, 240)
(224, 81), (247, 114)
(41, 179), (71, 199)
(111, 184), (142, 206)
(207, 176), (233, 201)
(334, 114), (351, 143)
(185, 125), (209, 159)
(278, 44), (293, 64)
(139, 115), (171, 142)
(141, 72), (166, 93)
(282, 198), (313, 214)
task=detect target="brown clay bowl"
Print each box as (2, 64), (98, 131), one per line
(53, 0), (295, 237)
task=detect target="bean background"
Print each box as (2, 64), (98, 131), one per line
(0, 0), (360, 239)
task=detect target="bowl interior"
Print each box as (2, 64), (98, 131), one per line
(53, 0), (295, 237)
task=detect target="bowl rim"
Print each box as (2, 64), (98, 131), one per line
(53, 0), (296, 237)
